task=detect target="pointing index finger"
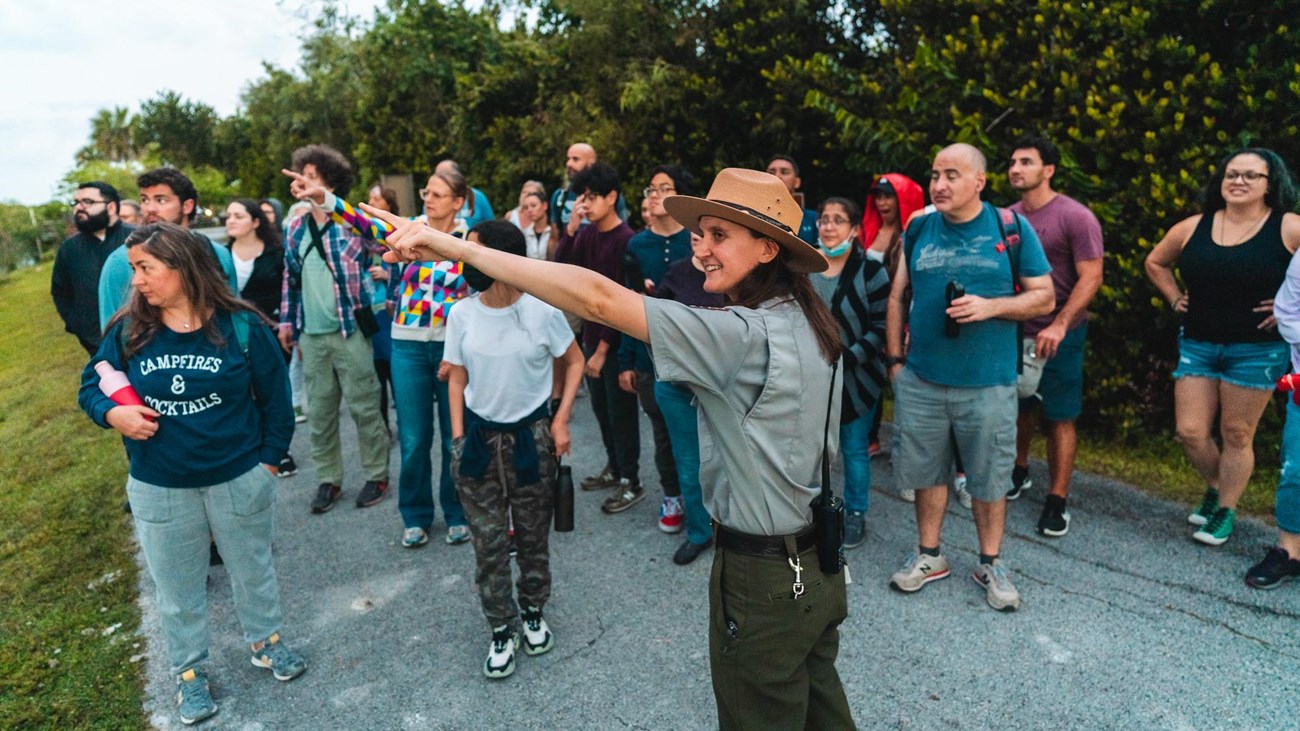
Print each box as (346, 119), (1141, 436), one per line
(280, 168), (307, 183)
(358, 202), (406, 228)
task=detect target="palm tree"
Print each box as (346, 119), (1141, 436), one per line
(88, 107), (137, 163)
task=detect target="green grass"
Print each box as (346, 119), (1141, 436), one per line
(1073, 435), (1277, 519)
(0, 262), (144, 729)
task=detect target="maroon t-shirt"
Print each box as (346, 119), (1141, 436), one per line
(554, 220), (634, 351)
(1011, 194), (1104, 336)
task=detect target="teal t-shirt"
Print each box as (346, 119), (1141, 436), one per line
(904, 203), (1051, 387)
(301, 245), (341, 334)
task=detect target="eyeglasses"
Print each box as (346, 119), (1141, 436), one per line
(642, 185), (676, 198)
(70, 198), (108, 209)
(1224, 170), (1269, 183)
(418, 189), (451, 200)
(817, 216), (851, 227)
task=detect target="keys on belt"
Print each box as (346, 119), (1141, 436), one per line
(788, 556), (805, 598)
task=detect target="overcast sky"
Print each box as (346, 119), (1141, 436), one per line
(0, 0), (386, 205)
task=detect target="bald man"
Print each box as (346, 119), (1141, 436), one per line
(549, 142), (627, 247)
(883, 143), (1055, 613)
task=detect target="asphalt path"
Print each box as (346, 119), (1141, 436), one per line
(131, 393), (1300, 730)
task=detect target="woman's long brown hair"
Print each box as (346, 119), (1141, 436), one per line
(111, 223), (273, 360)
(727, 239), (842, 365)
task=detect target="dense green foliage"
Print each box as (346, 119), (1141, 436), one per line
(60, 0), (1300, 440)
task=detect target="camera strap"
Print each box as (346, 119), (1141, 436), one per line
(821, 360), (839, 504)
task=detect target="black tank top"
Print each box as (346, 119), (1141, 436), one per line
(1180, 210), (1289, 344)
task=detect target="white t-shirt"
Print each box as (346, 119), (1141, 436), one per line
(444, 293), (574, 422)
(234, 253), (256, 294)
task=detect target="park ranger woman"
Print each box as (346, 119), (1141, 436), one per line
(365, 168), (854, 730)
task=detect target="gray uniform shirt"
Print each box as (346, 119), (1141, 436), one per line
(645, 296), (841, 536)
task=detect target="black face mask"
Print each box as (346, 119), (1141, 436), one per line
(74, 209), (111, 235)
(463, 264), (494, 293)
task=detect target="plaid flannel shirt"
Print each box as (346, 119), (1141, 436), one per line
(279, 213), (382, 339)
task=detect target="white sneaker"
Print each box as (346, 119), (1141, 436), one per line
(900, 488), (916, 503)
(520, 605), (554, 656)
(972, 560), (1022, 612)
(888, 552), (950, 593)
(952, 473), (972, 509)
(483, 625), (519, 679)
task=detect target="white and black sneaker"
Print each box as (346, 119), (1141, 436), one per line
(483, 624), (519, 679)
(520, 605), (554, 656)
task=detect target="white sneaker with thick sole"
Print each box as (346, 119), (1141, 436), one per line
(520, 606), (555, 656)
(484, 625), (519, 679)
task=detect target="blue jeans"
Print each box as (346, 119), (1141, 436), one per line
(840, 407), (874, 514)
(391, 339), (465, 530)
(127, 466), (285, 677)
(655, 381), (712, 546)
(1277, 400), (1300, 535)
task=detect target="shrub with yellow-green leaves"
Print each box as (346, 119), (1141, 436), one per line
(794, 0), (1300, 441)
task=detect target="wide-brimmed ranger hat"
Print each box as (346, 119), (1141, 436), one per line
(663, 167), (828, 273)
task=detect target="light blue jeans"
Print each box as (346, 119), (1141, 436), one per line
(655, 381), (713, 546)
(840, 407), (874, 514)
(127, 466), (284, 677)
(391, 339), (465, 530)
(1277, 400), (1300, 535)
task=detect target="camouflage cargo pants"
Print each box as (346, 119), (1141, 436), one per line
(452, 419), (557, 629)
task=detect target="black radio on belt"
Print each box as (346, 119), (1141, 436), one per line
(811, 362), (845, 575)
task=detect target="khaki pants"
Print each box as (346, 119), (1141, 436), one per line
(299, 331), (389, 485)
(709, 542), (855, 730)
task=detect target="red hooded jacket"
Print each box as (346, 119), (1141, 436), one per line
(860, 173), (925, 248)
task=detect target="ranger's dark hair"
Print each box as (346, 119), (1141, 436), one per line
(729, 239), (841, 365)
(290, 144), (355, 197)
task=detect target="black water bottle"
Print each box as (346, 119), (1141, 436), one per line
(945, 280), (965, 338)
(553, 459), (574, 532)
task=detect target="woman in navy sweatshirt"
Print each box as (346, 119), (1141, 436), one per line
(79, 223), (303, 726)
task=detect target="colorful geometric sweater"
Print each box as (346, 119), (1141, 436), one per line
(323, 191), (470, 342)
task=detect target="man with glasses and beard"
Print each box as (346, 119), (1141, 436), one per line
(52, 182), (133, 354)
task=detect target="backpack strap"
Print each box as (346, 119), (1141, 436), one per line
(232, 310), (251, 358)
(902, 210), (935, 275)
(995, 206), (1026, 374)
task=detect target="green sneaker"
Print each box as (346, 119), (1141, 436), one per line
(176, 668), (217, 725)
(250, 633), (306, 681)
(1192, 506), (1235, 546)
(1188, 488), (1218, 526)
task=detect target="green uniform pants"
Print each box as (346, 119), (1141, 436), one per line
(709, 542), (855, 730)
(299, 330), (390, 485)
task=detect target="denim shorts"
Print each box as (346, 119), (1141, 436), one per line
(1020, 323), (1087, 422)
(1172, 336), (1290, 391)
